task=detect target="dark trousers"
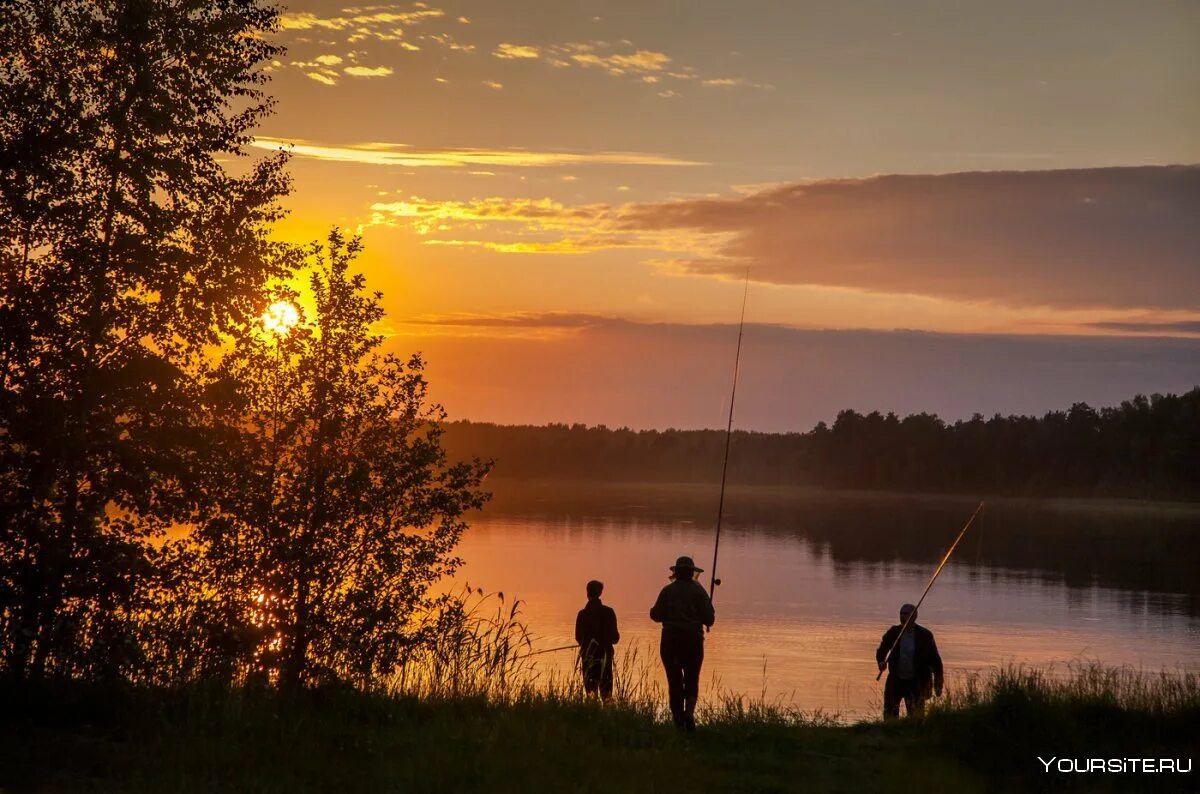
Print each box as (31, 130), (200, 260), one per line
(660, 630), (704, 724)
(581, 650), (614, 699)
(883, 674), (930, 719)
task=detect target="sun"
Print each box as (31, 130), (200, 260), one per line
(262, 300), (300, 336)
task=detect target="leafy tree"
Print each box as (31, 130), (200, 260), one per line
(174, 232), (491, 689)
(438, 387), (1200, 499)
(0, 0), (292, 679)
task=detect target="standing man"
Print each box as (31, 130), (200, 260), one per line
(576, 580), (620, 700)
(876, 603), (944, 719)
(650, 556), (715, 731)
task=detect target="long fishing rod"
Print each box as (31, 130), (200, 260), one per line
(514, 643), (578, 661)
(876, 501), (985, 681)
(709, 270), (750, 603)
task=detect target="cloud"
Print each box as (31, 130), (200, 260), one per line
(494, 43), (540, 59)
(391, 317), (1200, 431)
(573, 49), (671, 74)
(621, 166), (1200, 310)
(280, 9), (756, 97)
(277, 4), (469, 53)
(359, 195), (693, 253)
(482, 80), (503, 90)
(357, 193), (732, 256)
(344, 65), (394, 77)
(251, 138), (703, 169)
(406, 311), (610, 334)
(487, 39), (756, 95)
(1088, 320), (1200, 335)
(420, 32), (475, 52)
(279, 5), (444, 36)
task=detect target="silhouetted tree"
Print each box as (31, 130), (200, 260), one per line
(0, 0), (291, 679)
(170, 233), (491, 688)
(439, 388), (1200, 499)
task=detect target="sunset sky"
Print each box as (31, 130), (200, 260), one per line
(258, 0), (1200, 430)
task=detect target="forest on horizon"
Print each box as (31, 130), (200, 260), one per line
(442, 388), (1200, 500)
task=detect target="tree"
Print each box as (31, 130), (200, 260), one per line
(0, 0), (292, 679)
(176, 232), (491, 688)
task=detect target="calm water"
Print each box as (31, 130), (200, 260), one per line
(454, 483), (1200, 720)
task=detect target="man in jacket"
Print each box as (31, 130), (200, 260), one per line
(575, 580), (620, 700)
(876, 603), (944, 718)
(650, 556), (715, 731)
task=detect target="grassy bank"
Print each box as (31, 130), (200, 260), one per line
(2, 665), (1195, 793)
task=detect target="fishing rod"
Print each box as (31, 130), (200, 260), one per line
(709, 270), (750, 603)
(513, 643), (578, 661)
(876, 500), (985, 681)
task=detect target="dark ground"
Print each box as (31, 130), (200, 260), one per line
(1, 682), (1195, 793)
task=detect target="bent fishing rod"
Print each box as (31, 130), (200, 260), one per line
(709, 271), (750, 606)
(876, 500), (985, 681)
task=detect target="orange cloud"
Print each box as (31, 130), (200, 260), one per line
(279, 5), (445, 34)
(622, 166), (1200, 310)
(392, 318), (1200, 431)
(251, 138), (703, 169)
(486, 38), (754, 94)
(493, 43), (540, 59)
(344, 65), (394, 77)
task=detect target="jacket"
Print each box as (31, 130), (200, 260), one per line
(876, 622), (943, 686)
(575, 600), (619, 660)
(649, 579), (715, 637)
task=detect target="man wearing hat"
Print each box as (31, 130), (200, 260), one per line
(876, 603), (944, 719)
(649, 555), (716, 730)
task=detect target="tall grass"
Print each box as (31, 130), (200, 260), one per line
(386, 587), (537, 699)
(380, 588), (1197, 734)
(4, 617), (1196, 794)
(378, 587), (846, 727)
(936, 661), (1200, 716)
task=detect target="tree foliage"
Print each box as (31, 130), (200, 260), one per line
(442, 390), (1200, 499)
(164, 233), (491, 688)
(0, 0), (291, 679)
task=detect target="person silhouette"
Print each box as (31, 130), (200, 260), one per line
(649, 556), (715, 731)
(575, 580), (619, 700)
(876, 603), (943, 719)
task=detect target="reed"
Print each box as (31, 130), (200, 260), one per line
(4, 656), (1196, 793)
(936, 660), (1199, 715)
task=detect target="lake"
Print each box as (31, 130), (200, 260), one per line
(454, 482), (1200, 720)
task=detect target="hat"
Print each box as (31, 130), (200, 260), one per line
(670, 556), (703, 573)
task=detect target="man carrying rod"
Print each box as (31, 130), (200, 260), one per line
(876, 603), (943, 718)
(650, 555), (715, 731)
(873, 501), (983, 719)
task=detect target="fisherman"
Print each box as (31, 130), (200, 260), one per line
(650, 556), (715, 731)
(575, 579), (620, 700)
(876, 603), (944, 719)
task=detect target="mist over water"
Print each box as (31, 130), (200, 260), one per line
(455, 483), (1200, 719)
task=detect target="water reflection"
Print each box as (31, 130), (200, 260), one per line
(455, 482), (1200, 718)
(481, 482), (1200, 617)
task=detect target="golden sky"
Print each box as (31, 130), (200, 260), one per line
(255, 1), (1200, 429)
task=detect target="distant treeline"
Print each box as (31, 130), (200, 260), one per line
(443, 389), (1200, 499)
